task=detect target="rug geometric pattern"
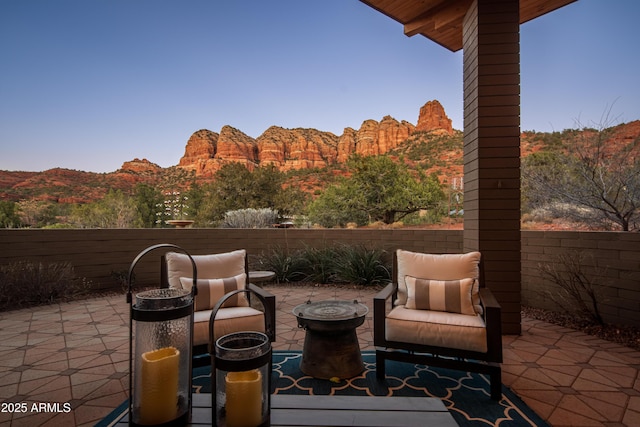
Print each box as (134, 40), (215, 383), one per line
(192, 351), (550, 427)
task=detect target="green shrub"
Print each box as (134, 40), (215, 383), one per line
(0, 261), (92, 311)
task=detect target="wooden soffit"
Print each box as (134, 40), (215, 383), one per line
(359, 0), (577, 51)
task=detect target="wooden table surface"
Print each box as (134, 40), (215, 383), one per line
(114, 393), (458, 426)
(269, 394), (457, 426)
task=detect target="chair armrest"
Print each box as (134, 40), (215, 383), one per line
(479, 287), (502, 361)
(479, 287), (500, 309)
(479, 288), (501, 324)
(374, 282), (396, 346)
(248, 283), (277, 342)
(374, 282), (396, 302)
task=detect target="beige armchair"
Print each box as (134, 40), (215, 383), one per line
(374, 250), (502, 400)
(161, 249), (275, 356)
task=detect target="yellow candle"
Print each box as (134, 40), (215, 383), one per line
(225, 369), (263, 427)
(139, 347), (179, 425)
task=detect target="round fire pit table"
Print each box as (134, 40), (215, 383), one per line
(293, 300), (369, 379)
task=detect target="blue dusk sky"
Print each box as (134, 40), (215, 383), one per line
(1, 0), (639, 173)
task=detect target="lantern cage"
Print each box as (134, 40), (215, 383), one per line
(209, 289), (273, 427)
(126, 244), (197, 427)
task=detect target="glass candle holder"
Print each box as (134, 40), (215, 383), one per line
(212, 331), (271, 427)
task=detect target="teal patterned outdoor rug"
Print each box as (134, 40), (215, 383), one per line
(99, 351), (548, 427)
(193, 351), (549, 427)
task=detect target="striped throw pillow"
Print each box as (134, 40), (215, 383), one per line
(179, 273), (248, 311)
(405, 276), (476, 315)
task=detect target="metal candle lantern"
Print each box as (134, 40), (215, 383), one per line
(127, 244), (197, 426)
(210, 290), (272, 427)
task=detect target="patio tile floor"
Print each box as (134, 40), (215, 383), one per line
(0, 284), (639, 426)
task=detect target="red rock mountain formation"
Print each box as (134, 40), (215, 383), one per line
(2, 104), (639, 206)
(178, 100), (453, 177)
(257, 126), (338, 171)
(416, 100), (453, 134)
(178, 127), (259, 177)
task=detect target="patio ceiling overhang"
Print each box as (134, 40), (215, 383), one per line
(359, 0), (577, 51)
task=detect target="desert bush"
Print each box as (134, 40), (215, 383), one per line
(221, 208), (279, 228)
(537, 251), (606, 325)
(0, 200), (23, 228)
(0, 261), (92, 311)
(111, 269), (134, 292)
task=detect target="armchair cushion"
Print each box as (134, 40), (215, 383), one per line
(165, 249), (246, 289)
(194, 306), (266, 346)
(386, 306), (487, 353)
(396, 250), (482, 313)
(179, 274), (249, 311)
(405, 276), (477, 315)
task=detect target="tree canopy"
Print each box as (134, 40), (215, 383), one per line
(69, 189), (139, 228)
(0, 201), (22, 228)
(195, 163), (307, 225)
(307, 155), (445, 227)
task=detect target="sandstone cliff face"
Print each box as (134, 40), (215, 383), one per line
(257, 127), (339, 170)
(336, 127), (358, 163)
(179, 126), (258, 176)
(356, 116), (415, 157)
(416, 100), (453, 135)
(178, 99), (453, 177)
(336, 117), (415, 162)
(216, 125), (258, 164)
(179, 129), (219, 166)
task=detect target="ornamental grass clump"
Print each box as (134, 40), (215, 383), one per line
(254, 244), (390, 286)
(332, 244), (390, 286)
(252, 246), (307, 283)
(297, 245), (338, 284)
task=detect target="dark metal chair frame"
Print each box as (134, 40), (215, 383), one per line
(373, 251), (503, 400)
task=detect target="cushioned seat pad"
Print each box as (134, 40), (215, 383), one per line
(193, 306), (265, 346)
(385, 305), (487, 353)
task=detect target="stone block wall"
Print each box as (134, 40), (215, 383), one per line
(0, 228), (462, 292)
(521, 231), (640, 327)
(1, 228), (638, 328)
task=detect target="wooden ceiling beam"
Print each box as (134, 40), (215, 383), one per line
(404, 0), (472, 37)
(404, 14), (434, 37)
(433, 0), (472, 30)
